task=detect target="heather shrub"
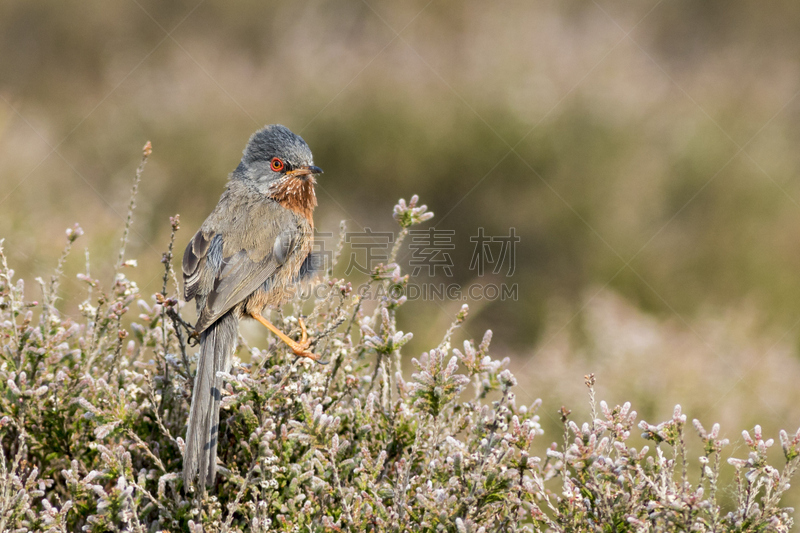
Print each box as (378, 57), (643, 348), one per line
(0, 147), (798, 532)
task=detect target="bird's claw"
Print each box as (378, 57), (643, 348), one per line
(298, 316), (309, 343)
(187, 330), (201, 347)
(292, 316), (327, 364)
(291, 338), (328, 365)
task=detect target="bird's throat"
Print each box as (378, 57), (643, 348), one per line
(268, 176), (317, 225)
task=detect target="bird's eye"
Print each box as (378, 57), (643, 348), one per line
(270, 157), (285, 172)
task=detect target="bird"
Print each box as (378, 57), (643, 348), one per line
(181, 124), (324, 492)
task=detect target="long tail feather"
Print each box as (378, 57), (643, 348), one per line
(183, 311), (238, 492)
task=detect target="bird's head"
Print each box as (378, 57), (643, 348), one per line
(236, 124), (323, 187)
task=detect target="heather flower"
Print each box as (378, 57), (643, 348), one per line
(393, 194), (434, 228)
(0, 177), (797, 531)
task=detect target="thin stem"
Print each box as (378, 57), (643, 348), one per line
(159, 216), (180, 411)
(115, 141), (152, 274)
(0, 241), (19, 352)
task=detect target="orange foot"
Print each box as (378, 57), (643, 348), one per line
(250, 312), (327, 364)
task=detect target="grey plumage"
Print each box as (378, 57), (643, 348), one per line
(183, 310), (237, 489)
(182, 124), (321, 492)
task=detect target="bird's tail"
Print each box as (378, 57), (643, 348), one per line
(183, 311), (238, 492)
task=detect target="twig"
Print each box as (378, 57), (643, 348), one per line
(166, 308), (194, 380)
(147, 379), (182, 449)
(159, 216), (180, 411)
(127, 429), (166, 473)
(131, 480), (172, 520)
(115, 141), (152, 274)
(585, 373), (596, 432)
(45, 225), (81, 325)
(343, 294), (365, 340)
(309, 312), (347, 349)
(161, 216), (180, 297)
(84, 247), (93, 305)
(0, 241), (19, 351)
(220, 464), (258, 533)
(326, 220), (347, 280)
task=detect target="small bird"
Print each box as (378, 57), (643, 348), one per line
(181, 124), (323, 491)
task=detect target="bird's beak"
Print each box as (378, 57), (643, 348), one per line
(288, 165), (324, 177)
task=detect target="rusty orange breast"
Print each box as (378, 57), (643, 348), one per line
(268, 175), (317, 226)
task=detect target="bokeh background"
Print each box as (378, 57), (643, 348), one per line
(3, 0), (800, 513)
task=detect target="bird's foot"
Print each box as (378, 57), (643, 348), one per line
(251, 311), (327, 365)
(288, 337), (327, 365)
(291, 318), (327, 364)
(166, 308), (200, 346)
(187, 330), (201, 347)
(298, 316), (309, 343)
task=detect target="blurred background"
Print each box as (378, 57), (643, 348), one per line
(3, 0), (800, 509)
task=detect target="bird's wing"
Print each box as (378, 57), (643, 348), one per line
(194, 204), (307, 333)
(182, 230), (217, 302)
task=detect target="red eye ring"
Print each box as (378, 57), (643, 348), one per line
(270, 157), (285, 172)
